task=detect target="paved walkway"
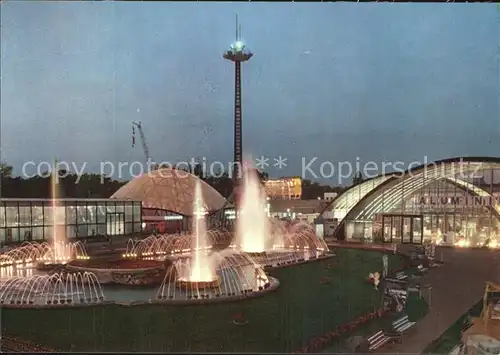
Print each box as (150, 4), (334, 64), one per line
(382, 246), (500, 353)
(327, 243), (500, 353)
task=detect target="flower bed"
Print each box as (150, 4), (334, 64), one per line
(294, 308), (390, 353)
(68, 258), (163, 270)
(66, 258), (167, 285)
(2, 335), (56, 352)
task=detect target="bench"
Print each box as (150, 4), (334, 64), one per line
(392, 315), (416, 333)
(83, 235), (109, 243)
(367, 330), (391, 351)
(395, 271), (408, 281)
(417, 264), (428, 274)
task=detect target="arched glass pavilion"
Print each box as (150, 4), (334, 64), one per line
(320, 157), (500, 246)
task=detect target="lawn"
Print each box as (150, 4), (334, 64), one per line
(2, 248), (408, 353)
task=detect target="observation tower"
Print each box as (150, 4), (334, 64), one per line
(223, 15), (253, 197)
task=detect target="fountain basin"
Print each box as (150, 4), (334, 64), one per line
(36, 262), (67, 271)
(176, 276), (221, 290)
(245, 251), (268, 257)
(65, 258), (167, 286)
(154, 276), (280, 305)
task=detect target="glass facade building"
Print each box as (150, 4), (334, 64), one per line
(0, 198), (142, 243)
(321, 158), (500, 246)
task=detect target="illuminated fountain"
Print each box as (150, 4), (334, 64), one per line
(0, 241), (88, 268)
(123, 182), (230, 260)
(235, 167), (270, 253)
(0, 271), (105, 307)
(0, 166), (89, 275)
(36, 164), (91, 269)
(153, 179), (278, 303)
(45, 165), (74, 266)
(231, 166), (330, 265)
(124, 179), (233, 260)
(156, 250), (276, 302)
(176, 179), (218, 287)
(123, 230), (228, 258)
(122, 230), (224, 259)
(0, 241), (89, 278)
(124, 169), (328, 266)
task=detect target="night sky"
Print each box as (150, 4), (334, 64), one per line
(1, 3), (498, 184)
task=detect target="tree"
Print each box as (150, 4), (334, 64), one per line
(0, 160), (349, 202)
(302, 179), (331, 199)
(352, 171), (364, 186)
(204, 172), (233, 198)
(256, 170), (269, 185)
(0, 163), (13, 198)
(192, 162), (205, 180)
(0, 161), (126, 198)
(0, 163), (13, 178)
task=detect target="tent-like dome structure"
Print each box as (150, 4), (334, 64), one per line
(110, 168), (227, 216)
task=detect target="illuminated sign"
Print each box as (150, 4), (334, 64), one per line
(417, 196), (498, 206)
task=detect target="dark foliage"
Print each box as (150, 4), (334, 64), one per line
(0, 162), (344, 199)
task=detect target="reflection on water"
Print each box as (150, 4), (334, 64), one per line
(0, 263), (40, 279)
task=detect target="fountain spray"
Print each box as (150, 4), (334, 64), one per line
(188, 179), (215, 282)
(51, 158), (70, 263)
(236, 166), (270, 253)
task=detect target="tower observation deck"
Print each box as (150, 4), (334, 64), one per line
(223, 15), (253, 194)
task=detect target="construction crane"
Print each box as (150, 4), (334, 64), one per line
(132, 121), (155, 169)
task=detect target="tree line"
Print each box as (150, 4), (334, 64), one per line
(0, 162), (355, 200)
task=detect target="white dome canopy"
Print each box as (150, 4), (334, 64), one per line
(110, 168), (227, 216)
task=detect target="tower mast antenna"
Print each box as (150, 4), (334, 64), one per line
(236, 14), (239, 40)
(223, 14), (253, 210)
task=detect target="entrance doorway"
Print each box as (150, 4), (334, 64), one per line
(382, 214), (423, 244)
(106, 212), (125, 236)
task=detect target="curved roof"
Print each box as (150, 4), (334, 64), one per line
(111, 168), (227, 216)
(321, 157), (500, 230)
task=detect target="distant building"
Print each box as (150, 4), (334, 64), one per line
(264, 177), (302, 200)
(0, 198), (142, 243)
(324, 192), (338, 201)
(268, 199), (329, 224)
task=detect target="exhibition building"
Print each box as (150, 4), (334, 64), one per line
(0, 167), (230, 243)
(321, 157), (500, 246)
(0, 198), (142, 243)
(2, 157), (500, 246)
